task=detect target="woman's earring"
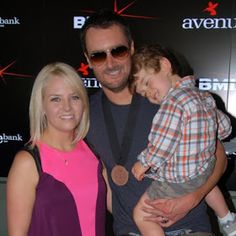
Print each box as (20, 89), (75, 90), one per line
(42, 112), (47, 128)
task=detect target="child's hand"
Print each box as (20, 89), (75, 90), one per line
(131, 161), (149, 181)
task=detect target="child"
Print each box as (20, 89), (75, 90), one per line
(131, 44), (236, 236)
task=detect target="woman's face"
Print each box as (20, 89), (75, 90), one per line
(42, 75), (84, 135)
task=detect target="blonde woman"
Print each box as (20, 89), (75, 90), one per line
(7, 62), (107, 236)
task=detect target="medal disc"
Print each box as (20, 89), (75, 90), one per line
(111, 165), (129, 186)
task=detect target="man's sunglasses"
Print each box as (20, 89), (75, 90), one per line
(88, 45), (130, 65)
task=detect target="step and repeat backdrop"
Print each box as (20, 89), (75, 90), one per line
(0, 0), (236, 188)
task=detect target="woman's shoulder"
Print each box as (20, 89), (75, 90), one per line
(13, 149), (36, 168)
(7, 148), (39, 186)
(12, 144), (42, 173)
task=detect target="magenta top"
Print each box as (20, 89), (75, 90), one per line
(26, 140), (106, 236)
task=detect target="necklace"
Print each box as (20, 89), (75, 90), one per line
(57, 151), (69, 166)
(64, 159), (69, 166)
(55, 145), (74, 166)
(40, 141), (74, 166)
(57, 151), (70, 166)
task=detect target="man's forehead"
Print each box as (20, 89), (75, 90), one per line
(85, 26), (129, 52)
(86, 25), (126, 40)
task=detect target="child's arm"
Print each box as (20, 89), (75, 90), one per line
(102, 164), (112, 213)
(132, 161), (150, 181)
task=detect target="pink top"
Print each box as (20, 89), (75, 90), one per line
(38, 140), (100, 236)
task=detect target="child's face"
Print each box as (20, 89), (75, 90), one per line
(134, 66), (172, 104)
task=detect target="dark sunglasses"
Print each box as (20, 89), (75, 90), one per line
(88, 45), (130, 65)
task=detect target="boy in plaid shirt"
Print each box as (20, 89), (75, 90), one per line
(131, 44), (236, 236)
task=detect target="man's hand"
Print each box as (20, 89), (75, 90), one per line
(139, 140), (226, 227)
(142, 191), (201, 227)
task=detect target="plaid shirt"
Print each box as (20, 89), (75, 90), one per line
(138, 76), (232, 183)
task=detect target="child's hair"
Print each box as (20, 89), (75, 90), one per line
(130, 44), (193, 92)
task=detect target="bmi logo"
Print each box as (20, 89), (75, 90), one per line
(198, 78), (236, 91)
(0, 133), (23, 144)
(0, 17), (20, 27)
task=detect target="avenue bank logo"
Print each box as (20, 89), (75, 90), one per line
(0, 133), (23, 144)
(0, 17), (20, 28)
(203, 1), (218, 16)
(182, 1), (236, 30)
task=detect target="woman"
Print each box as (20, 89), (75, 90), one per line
(7, 62), (107, 236)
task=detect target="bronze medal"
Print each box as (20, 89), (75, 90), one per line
(102, 94), (140, 187)
(111, 165), (129, 186)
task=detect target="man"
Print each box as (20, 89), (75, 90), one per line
(81, 9), (227, 236)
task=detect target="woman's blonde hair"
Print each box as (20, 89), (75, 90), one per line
(29, 62), (89, 146)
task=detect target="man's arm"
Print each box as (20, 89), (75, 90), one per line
(142, 140), (227, 227)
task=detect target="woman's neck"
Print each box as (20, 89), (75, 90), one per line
(41, 130), (75, 151)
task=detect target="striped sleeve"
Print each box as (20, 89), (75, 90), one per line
(138, 99), (183, 170)
(216, 109), (232, 140)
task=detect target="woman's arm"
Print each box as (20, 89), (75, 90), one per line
(142, 140), (227, 226)
(102, 165), (112, 213)
(7, 150), (39, 236)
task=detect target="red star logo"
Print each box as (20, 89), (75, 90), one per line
(81, 0), (158, 20)
(0, 61), (33, 84)
(76, 63), (89, 76)
(203, 1), (219, 16)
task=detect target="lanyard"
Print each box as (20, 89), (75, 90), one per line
(102, 93), (141, 166)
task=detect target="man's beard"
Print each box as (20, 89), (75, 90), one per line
(99, 76), (129, 93)
(98, 64), (131, 92)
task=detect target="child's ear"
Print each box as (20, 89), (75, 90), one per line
(161, 57), (172, 71)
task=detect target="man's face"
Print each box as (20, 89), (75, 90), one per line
(85, 24), (134, 92)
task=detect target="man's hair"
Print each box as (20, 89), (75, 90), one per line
(80, 9), (133, 53)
